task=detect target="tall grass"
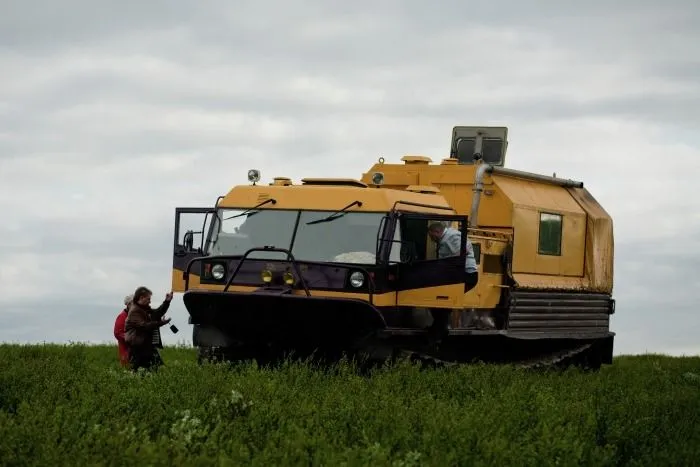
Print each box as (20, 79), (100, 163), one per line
(0, 344), (698, 465)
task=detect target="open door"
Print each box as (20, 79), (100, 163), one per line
(391, 213), (469, 308)
(172, 207), (217, 292)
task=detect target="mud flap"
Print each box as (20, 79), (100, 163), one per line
(183, 290), (387, 350)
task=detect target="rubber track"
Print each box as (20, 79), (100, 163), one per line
(391, 342), (593, 370)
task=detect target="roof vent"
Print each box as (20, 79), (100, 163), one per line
(401, 155), (432, 165)
(270, 177), (292, 186)
(405, 185), (440, 194)
(300, 178), (368, 188)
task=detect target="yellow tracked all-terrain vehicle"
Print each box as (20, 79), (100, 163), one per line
(172, 126), (615, 369)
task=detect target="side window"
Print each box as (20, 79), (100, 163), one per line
(538, 212), (562, 256)
(176, 210), (215, 254)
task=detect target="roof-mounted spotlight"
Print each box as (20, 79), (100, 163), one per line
(371, 171), (384, 186)
(248, 169), (261, 185)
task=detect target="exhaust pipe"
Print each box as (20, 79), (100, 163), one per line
(469, 163), (493, 227)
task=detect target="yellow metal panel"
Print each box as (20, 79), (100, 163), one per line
(459, 273), (503, 308)
(397, 284), (464, 308)
(534, 252), (561, 275)
(560, 212), (585, 276)
(513, 273), (589, 290)
(353, 154), (614, 296)
(301, 178), (368, 187)
(406, 185), (441, 193)
(512, 206), (537, 273)
(171, 268), (192, 293)
(461, 234), (510, 308)
(479, 276), (505, 308)
(431, 183), (457, 212)
(420, 167), (512, 228)
(362, 165), (420, 187)
(360, 162), (516, 228)
(497, 174), (587, 277)
(425, 183), (471, 218)
(590, 217), (614, 293)
(512, 206), (586, 276)
(566, 187), (614, 292)
(495, 177), (585, 215)
(460, 286), (480, 307)
(385, 172), (421, 186)
(218, 184), (455, 215)
(418, 165), (479, 184)
(476, 183), (513, 227)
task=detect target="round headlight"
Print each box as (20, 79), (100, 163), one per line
(283, 271), (294, 285)
(211, 264), (225, 280)
(261, 269), (273, 283)
(349, 271), (364, 288)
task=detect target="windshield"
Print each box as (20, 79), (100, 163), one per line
(207, 208), (297, 260)
(207, 208), (385, 264)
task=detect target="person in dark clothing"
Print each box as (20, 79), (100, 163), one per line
(124, 286), (173, 371)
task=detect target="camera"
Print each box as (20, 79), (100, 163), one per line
(170, 324), (179, 334)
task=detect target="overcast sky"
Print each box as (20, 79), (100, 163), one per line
(1, 0), (698, 356)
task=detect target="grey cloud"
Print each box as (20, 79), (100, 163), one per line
(18, 219), (173, 259)
(0, 0), (200, 51)
(4, 0), (697, 62)
(2, 0), (698, 163)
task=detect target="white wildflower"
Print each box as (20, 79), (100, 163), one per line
(171, 409), (207, 444)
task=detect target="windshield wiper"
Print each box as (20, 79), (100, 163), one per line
(305, 200), (363, 225)
(224, 198), (277, 220)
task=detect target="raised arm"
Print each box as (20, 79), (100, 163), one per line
(150, 292), (173, 319)
(126, 308), (169, 332)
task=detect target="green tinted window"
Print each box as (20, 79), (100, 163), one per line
(538, 212), (562, 256)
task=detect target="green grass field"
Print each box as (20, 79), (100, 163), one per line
(0, 344), (698, 466)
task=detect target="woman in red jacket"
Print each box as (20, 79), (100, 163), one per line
(113, 294), (133, 367)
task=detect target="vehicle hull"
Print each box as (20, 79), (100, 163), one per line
(184, 288), (614, 370)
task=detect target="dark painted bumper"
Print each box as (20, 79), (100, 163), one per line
(183, 290), (387, 347)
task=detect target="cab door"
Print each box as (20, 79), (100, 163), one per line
(392, 213), (468, 309)
(172, 207), (217, 292)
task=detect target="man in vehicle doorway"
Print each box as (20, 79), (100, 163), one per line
(426, 221), (494, 344)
